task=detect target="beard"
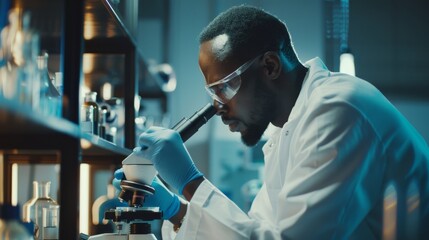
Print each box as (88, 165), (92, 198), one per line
(241, 81), (276, 146)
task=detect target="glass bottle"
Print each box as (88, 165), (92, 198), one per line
(35, 53), (51, 116)
(83, 92), (99, 135)
(81, 104), (94, 134)
(32, 181), (59, 240)
(18, 10), (39, 106)
(22, 181), (39, 223)
(53, 72), (63, 117)
(0, 8), (39, 104)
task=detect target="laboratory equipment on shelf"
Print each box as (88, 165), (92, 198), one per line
(0, 8), (39, 104)
(99, 97), (122, 143)
(81, 92), (102, 135)
(36, 52), (61, 117)
(22, 181), (59, 240)
(85, 103), (216, 240)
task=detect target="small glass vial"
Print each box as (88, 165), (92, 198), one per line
(83, 92), (99, 135)
(99, 109), (107, 139)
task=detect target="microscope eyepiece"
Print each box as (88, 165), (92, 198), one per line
(172, 103), (216, 142)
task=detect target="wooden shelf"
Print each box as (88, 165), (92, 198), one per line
(0, 98), (131, 160)
(0, 99), (79, 137)
(81, 133), (132, 164)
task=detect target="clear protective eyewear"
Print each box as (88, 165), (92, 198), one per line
(205, 55), (261, 104)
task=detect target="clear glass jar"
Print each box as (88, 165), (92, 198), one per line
(22, 181), (39, 223)
(23, 181), (59, 240)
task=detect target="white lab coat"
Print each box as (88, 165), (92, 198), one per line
(162, 58), (429, 239)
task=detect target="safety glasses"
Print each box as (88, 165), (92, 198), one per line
(205, 55), (261, 104)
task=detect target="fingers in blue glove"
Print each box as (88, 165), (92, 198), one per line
(112, 178), (122, 191)
(112, 168), (124, 191)
(114, 168), (124, 178)
(137, 126), (203, 194)
(144, 177), (180, 220)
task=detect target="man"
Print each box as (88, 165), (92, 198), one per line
(114, 5), (429, 239)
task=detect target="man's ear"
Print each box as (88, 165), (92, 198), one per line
(262, 52), (282, 80)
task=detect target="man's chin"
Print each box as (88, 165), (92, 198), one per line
(241, 128), (264, 147)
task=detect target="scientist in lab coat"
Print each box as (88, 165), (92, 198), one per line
(114, 5), (429, 239)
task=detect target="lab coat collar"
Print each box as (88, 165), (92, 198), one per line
(264, 58), (329, 160)
(287, 57), (329, 124)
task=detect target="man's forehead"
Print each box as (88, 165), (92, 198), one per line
(210, 34), (232, 61)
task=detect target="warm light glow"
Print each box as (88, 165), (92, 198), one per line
(383, 183), (397, 240)
(406, 180), (420, 238)
(84, 13), (96, 40)
(79, 164), (90, 234)
(101, 83), (113, 100)
(11, 163), (18, 206)
(339, 52), (355, 76)
(83, 54), (94, 74)
(11, 31), (24, 66)
(80, 139), (92, 149)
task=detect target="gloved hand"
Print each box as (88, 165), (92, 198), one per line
(138, 126), (203, 194)
(145, 176), (181, 220)
(112, 168), (125, 191)
(112, 169), (180, 220)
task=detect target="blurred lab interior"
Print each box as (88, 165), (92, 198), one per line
(0, 0), (428, 239)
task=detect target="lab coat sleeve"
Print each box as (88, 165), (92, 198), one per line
(163, 180), (262, 239)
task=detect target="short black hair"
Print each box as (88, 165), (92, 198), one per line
(199, 5), (296, 62)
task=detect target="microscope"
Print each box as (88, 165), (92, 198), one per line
(85, 104), (216, 240)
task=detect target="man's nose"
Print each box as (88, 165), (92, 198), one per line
(213, 100), (227, 116)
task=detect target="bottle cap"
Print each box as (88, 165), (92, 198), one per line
(84, 92), (97, 102)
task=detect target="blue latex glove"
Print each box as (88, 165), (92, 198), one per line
(145, 176), (181, 220)
(112, 169), (180, 220)
(112, 168), (124, 191)
(138, 126), (203, 194)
